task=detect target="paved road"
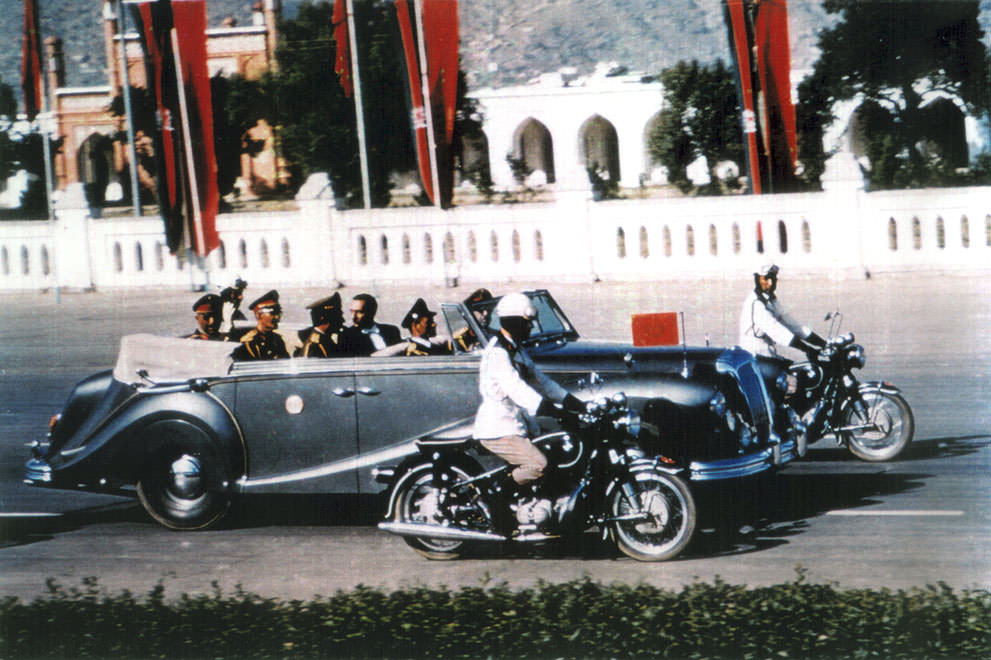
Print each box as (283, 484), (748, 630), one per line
(1, 272), (989, 601)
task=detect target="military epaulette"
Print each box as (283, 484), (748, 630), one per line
(240, 329), (258, 343)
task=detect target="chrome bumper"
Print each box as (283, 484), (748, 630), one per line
(24, 458), (53, 485)
(688, 439), (797, 481)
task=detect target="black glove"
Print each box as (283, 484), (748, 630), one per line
(805, 331), (826, 349)
(562, 393), (585, 415)
(789, 334), (821, 360)
(536, 398), (563, 419)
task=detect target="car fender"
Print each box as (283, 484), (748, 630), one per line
(54, 389), (245, 489)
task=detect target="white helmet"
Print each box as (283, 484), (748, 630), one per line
(495, 292), (537, 320)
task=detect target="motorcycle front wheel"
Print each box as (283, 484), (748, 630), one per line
(845, 390), (915, 462)
(610, 471), (696, 561)
(393, 463), (476, 560)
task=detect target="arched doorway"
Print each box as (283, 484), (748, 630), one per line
(512, 118), (555, 183)
(77, 133), (114, 208)
(918, 98), (968, 168)
(579, 114), (620, 183)
(460, 128), (491, 189)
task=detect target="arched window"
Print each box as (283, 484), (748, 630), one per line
(490, 231), (499, 261)
(467, 232), (478, 263)
(801, 220), (811, 253)
(616, 227), (627, 259)
(888, 218), (898, 251)
(135, 243), (143, 272)
(732, 223), (741, 254)
(156, 241), (166, 271)
(402, 234), (411, 264)
(936, 216), (945, 249)
(777, 220), (788, 253)
(281, 238), (291, 268)
(444, 232), (455, 263)
(986, 215), (991, 247)
(639, 226), (649, 258)
(41, 246), (50, 276)
(685, 225), (695, 256)
(217, 241), (227, 269)
(357, 235), (367, 266)
(960, 215), (969, 248)
(380, 235), (389, 265)
(112, 242), (122, 272)
(912, 217), (922, 250)
(260, 239), (270, 268)
(709, 224), (718, 256)
(239, 239), (249, 268)
(1, 246), (9, 275)
(512, 230), (521, 262)
(663, 226), (672, 257)
(424, 233), (434, 263)
(534, 230), (544, 261)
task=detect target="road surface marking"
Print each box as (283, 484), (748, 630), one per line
(826, 509), (963, 516)
(0, 512), (62, 518)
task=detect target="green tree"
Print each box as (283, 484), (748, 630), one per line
(802, 0), (990, 189)
(647, 59), (742, 194)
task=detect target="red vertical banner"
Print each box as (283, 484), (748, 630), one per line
(394, 0), (459, 208)
(20, 0), (44, 119)
(127, 0), (218, 256)
(723, 0), (763, 194)
(332, 0), (353, 97)
(171, 0), (219, 256)
(753, 0), (798, 190)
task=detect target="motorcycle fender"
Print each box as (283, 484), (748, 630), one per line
(382, 461), (431, 521)
(604, 463), (684, 500)
(860, 381), (901, 396)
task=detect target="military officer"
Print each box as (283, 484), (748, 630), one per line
(296, 292), (348, 358)
(454, 287), (493, 352)
(231, 290), (295, 361)
(184, 293), (227, 341)
(400, 298), (449, 356)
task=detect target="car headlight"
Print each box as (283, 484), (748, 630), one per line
(708, 391), (727, 417)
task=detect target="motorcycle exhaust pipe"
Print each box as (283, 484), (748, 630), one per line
(378, 521), (508, 542)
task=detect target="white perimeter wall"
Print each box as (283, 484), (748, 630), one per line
(0, 183), (988, 291)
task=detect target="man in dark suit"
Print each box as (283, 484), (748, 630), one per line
(344, 293), (401, 355)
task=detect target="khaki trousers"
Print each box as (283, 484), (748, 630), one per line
(480, 435), (547, 485)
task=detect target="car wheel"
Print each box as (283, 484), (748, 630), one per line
(137, 445), (231, 531)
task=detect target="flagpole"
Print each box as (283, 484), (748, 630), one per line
(116, 0), (142, 216)
(413, 0), (442, 208)
(170, 28), (208, 290)
(345, 0), (371, 209)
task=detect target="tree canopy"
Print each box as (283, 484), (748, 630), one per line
(803, 0), (990, 189)
(647, 59), (743, 194)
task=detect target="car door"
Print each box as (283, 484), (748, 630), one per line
(232, 359), (359, 493)
(352, 353), (481, 493)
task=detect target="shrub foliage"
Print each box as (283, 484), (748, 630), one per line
(1, 573), (989, 659)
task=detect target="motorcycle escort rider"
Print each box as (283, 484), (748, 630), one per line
(472, 293), (584, 512)
(739, 264), (826, 359)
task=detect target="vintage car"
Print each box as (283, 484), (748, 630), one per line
(25, 290), (803, 531)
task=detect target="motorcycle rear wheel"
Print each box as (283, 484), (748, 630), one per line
(845, 390), (914, 462)
(393, 464), (476, 560)
(610, 471), (696, 561)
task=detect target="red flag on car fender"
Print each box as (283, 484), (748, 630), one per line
(332, 0), (353, 97)
(20, 0), (44, 120)
(394, 0), (458, 208)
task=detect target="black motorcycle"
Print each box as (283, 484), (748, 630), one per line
(782, 311), (915, 461)
(374, 393), (697, 562)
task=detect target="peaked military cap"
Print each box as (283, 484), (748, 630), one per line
(402, 298), (436, 329)
(306, 291), (341, 311)
(249, 290), (282, 314)
(192, 293), (223, 314)
(463, 288), (493, 307)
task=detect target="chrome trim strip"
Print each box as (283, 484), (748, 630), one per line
(688, 441), (796, 481)
(378, 521), (507, 542)
(238, 441), (418, 489)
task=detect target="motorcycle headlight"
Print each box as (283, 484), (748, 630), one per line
(845, 344), (866, 369)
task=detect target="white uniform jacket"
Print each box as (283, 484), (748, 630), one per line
(738, 291), (808, 357)
(473, 335), (567, 440)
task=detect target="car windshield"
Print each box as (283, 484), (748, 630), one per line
(482, 290), (579, 347)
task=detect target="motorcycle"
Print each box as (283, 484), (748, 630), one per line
(781, 310), (915, 462)
(374, 392), (697, 562)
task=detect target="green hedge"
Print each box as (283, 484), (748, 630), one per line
(1, 573), (989, 659)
